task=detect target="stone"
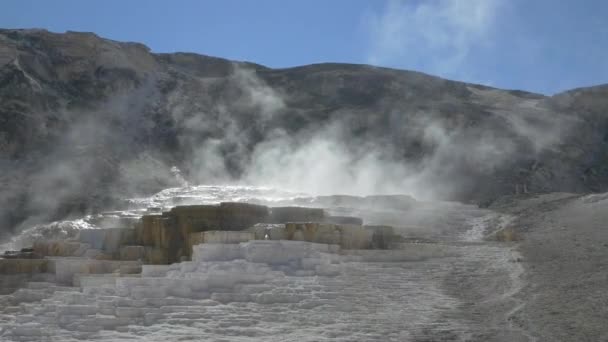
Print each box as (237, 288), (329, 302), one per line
(169, 204), (221, 231)
(119, 245), (145, 261)
(284, 222), (372, 249)
(190, 230), (255, 245)
(339, 224), (373, 250)
(249, 223), (287, 240)
(33, 240), (87, 257)
(138, 203), (270, 263)
(219, 202), (269, 230)
(137, 215), (171, 248)
(137, 215), (176, 262)
(143, 247), (169, 265)
(78, 228), (136, 254)
(268, 206), (325, 223)
(0, 259), (49, 274)
(51, 258), (142, 285)
(365, 225), (397, 249)
(493, 227), (522, 242)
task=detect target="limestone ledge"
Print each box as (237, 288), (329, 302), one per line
(2, 202), (400, 284)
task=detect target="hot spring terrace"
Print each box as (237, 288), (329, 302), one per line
(1, 202), (404, 291)
(0, 200), (494, 341)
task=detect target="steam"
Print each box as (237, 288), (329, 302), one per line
(0, 76), (183, 236)
(163, 63), (577, 203)
(365, 0), (502, 83)
(0, 43), (578, 239)
(242, 123), (418, 197)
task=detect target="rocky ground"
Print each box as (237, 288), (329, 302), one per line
(0, 186), (566, 342)
(489, 193), (608, 341)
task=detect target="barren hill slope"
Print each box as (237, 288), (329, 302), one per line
(1, 28), (608, 235)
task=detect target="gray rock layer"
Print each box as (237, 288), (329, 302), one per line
(1, 28), (608, 235)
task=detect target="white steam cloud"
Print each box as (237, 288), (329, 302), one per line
(365, 0), (502, 81)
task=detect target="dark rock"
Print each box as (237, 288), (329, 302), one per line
(2, 29), (608, 236)
(2, 250), (41, 259)
(268, 207), (325, 223)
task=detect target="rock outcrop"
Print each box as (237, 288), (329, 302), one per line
(2, 28), (608, 235)
(1, 202), (399, 290)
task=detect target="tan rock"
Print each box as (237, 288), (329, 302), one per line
(143, 247), (169, 265)
(138, 215), (171, 248)
(285, 223), (372, 249)
(0, 259), (49, 274)
(493, 227), (522, 242)
(120, 246), (145, 261)
(139, 203), (270, 263)
(78, 228), (136, 254)
(32, 240), (86, 257)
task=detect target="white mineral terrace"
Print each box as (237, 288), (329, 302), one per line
(0, 186), (523, 341)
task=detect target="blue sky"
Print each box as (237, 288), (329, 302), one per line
(1, 0), (607, 94)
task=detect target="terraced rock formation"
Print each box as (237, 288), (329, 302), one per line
(0, 188), (532, 341)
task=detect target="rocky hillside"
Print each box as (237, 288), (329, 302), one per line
(1, 28), (608, 236)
